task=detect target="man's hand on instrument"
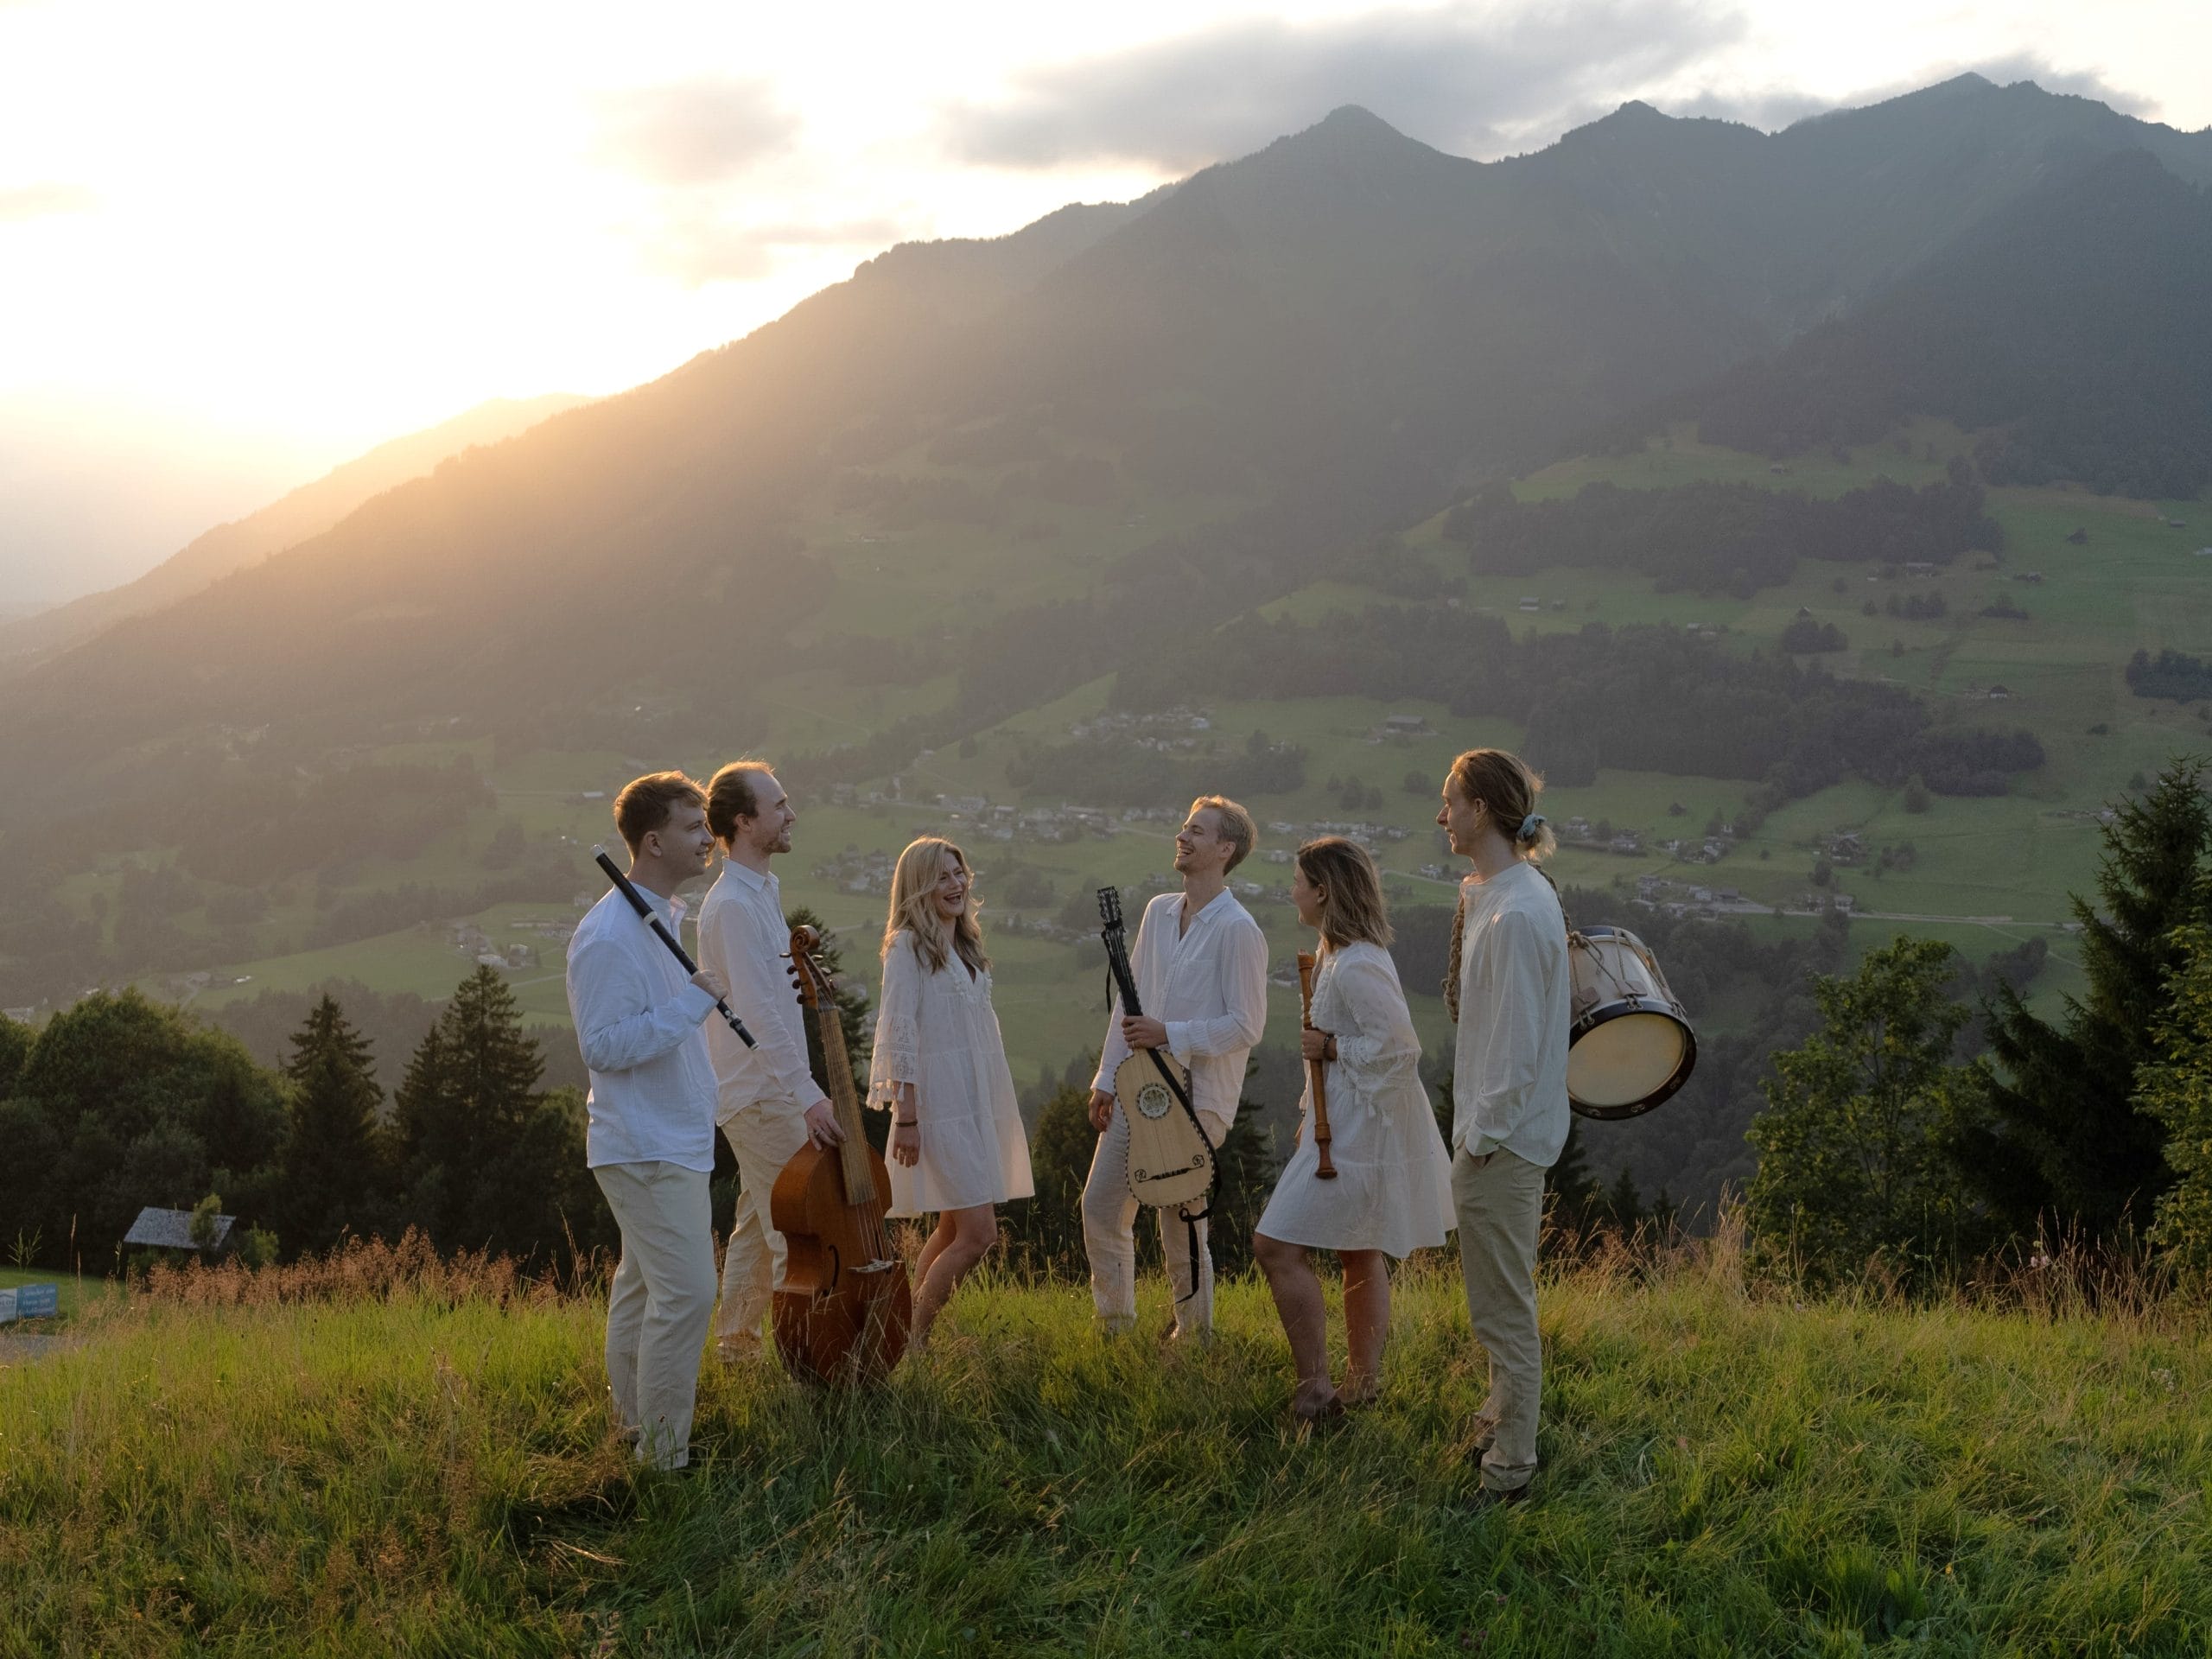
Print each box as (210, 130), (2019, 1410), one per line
(690, 966), (729, 1003)
(890, 1120), (919, 1167)
(1087, 1087), (1116, 1130)
(1120, 1014), (1168, 1051)
(1300, 1027), (1337, 1062)
(804, 1099), (845, 1147)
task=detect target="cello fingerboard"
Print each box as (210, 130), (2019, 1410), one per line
(816, 1007), (878, 1206)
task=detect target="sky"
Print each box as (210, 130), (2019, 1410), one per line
(3, 0), (2207, 606)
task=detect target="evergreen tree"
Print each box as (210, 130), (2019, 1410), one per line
(0, 1010), (30, 1096)
(391, 967), (594, 1263)
(1545, 1120), (1601, 1225)
(1963, 760), (2212, 1235)
(276, 994), (389, 1257)
(1604, 1165), (1644, 1230)
(2140, 925), (2212, 1273)
(1001, 1081), (1097, 1273)
(1747, 937), (1982, 1285)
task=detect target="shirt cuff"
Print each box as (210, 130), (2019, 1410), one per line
(679, 983), (720, 1024)
(1164, 1020), (1195, 1065)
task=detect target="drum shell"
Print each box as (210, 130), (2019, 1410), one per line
(1567, 926), (1697, 1120)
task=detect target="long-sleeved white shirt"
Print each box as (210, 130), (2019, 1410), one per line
(1090, 888), (1268, 1135)
(1450, 861), (1571, 1168)
(696, 861), (828, 1122)
(565, 884), (721, 1171)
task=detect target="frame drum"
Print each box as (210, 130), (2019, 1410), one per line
(1566, 925), (1697, 1119)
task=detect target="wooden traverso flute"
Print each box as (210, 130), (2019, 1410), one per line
(1296, 951), (1338, 1180)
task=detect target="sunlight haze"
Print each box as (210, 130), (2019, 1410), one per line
(3, 0), (2206, 601)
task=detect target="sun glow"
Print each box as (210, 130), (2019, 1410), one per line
(2, 0), (2204, 597)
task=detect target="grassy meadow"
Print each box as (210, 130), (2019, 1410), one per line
(4, 1236), (2209, 1657)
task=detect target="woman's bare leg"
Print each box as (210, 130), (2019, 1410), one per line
(1340, 1249), (1391, 1404)
(1255, 1230), (1338, 1420)
(911, 1205), (996, 1348)
(915, 1213), (957, 1287)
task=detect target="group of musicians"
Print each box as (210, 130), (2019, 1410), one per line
(566, 747), (1569, 1504)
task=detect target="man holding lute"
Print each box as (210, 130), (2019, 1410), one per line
(1083, 795), (1268, 1342)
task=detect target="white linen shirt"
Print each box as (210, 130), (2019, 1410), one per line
(1090, 888), (1268, 1133)
(566, 884), (721, 1172)
(1449, 861), (1572, 1168)
(696, 861), (829, 1122)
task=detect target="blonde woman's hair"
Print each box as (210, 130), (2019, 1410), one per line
(882, 836), (989, 975)
(1447, 748), (1557, 863)
(1189, 794), (1257, 873)
(1296, 836), (1394, 950)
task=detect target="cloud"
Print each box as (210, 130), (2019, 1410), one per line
(939, 2), (1747, 169)
(0, 183), (97, 222)
(1674, 53), (2156, 134)
(645, 215), (910, 286)
(597, 76), (799, 186)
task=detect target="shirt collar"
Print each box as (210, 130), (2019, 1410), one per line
(721, 859), (773, 893)
(1180, 887), (1236, 931)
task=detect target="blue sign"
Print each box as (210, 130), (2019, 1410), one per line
(10, 1282), (59, 1319)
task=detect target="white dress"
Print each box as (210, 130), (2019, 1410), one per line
(866, 931), (1036, 1216)
(1257, 942), (1456, 1258)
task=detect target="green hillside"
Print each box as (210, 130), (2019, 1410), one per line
(76, 417), (2181, 1216)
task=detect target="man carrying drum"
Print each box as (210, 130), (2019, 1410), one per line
(1438, 748), (1572, 1504)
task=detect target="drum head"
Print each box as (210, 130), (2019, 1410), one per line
(1568, 1007), (1694, 1120)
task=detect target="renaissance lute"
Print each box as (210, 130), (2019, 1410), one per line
(1096, 887), (1217, 1212)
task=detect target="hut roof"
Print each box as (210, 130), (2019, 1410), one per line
(123, 1206), (234, 1250)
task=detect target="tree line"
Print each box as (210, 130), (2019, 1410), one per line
(1109, 603), (2043, 804)
(1441, 465), (2001, 597)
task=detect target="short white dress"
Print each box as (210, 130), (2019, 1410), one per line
(1257, 941), (1455, 1258)
(866, 930), (1036, 1217)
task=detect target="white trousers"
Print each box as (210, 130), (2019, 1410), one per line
(1452, 1146), (1546, 1491)
(712, 1097), (810, 1353)
(1080, 1106), (1229, 1335)
(594, 1160), (715, 1470)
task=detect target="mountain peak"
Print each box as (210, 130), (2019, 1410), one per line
(1313, 104), (1399, 136)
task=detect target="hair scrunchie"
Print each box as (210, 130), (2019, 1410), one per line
(1517, 812), (1547, 842)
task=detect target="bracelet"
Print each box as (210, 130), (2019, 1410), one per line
(894, 1118), (918, 1128)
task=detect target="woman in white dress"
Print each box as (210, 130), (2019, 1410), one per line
(867, 836), (1034, 1348)
(1255, 836), (1455, 1421)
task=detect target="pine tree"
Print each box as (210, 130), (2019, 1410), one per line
(392, 967), (575, 1260)
(1963, 760), (2212, 1236)
(1001, 1081), (1096, 1272)
(1545, 1119), (1600, 1226)
(276, 994), (389, 1256)
(1604, 1165), (1644, 1230)
(2141, 925), (2212, 1272)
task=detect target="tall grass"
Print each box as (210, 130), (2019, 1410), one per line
(3, 1226), (2209, 1656)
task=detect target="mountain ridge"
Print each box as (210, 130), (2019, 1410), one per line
(0, 75), (2203, 804)
(0, 393), (593, 671)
